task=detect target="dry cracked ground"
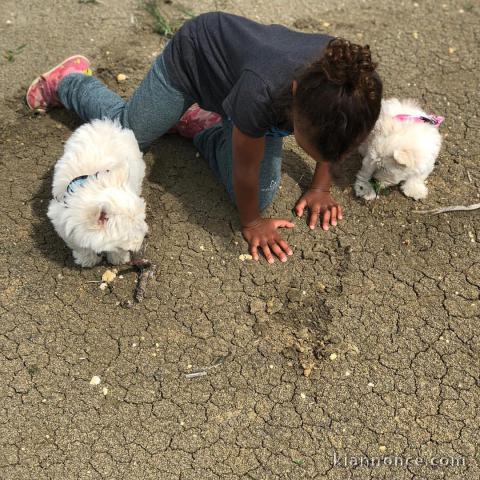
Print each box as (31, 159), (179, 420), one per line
(0, 0), (479, 479)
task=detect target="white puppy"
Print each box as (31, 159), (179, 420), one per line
(355, 98), (443, 200)
(47, 119), (148, 267)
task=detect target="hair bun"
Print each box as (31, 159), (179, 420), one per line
(322, 38), (377, 93)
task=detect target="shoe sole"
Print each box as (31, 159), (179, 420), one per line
(26, 54), (91, 110)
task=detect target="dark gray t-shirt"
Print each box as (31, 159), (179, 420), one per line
(162, 12), (333, 137)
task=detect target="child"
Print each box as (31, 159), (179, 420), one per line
(27, 12), (382, 264)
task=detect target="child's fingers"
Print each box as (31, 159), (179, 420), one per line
(261, 244), (274, 264)
(338, 205), (344, 220)
(309, 210), (319, 230)
(330, 206), (338, 226)
(270, 242), (287, 262)
(250, 243), (260, 261)
(278, 239), (293, 256)
(274, 219), (295, 229)
(295, 200), (306, 217)
(322, 210), (331, 231)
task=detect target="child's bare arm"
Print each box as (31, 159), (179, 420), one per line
(232, 126), (265, 226)
(232, 127), (294, 263)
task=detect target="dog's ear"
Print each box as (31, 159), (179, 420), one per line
(393, 149), (418, 168)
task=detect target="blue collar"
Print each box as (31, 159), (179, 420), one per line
(56, 170), (108, 205)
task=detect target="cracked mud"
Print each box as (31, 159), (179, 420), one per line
(0, 0), (479, 478)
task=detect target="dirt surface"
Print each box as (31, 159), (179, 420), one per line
(1, 0), (479, 478)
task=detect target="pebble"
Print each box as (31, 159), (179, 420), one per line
(412, 31), (419, 39)
(99, 282), (108, 290)
(116, 73), (127, 82)
(101, 269), (117, 283)
(120, 299), (134, 309)
(379, 445), (387, 453)
(329, 353), (337, 361)
(448, 47), (457, 54)
(368, 382), (375, 388)
(89, 376), (101, 386)
(102, 387), (108, 396)
(303, 366), (313, 377)
(239, 254), (253, 261)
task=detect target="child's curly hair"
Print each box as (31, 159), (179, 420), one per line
(277, 38), (382, 162)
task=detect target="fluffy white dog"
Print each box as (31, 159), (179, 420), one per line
(47, 119), (148, 267)
(354, 98), (443, 200)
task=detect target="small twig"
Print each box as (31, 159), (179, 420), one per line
(414, 203), (480, 215)
(184, 352), (232, 379)
(466, 170), (473, 183)
(185, 371), (207, 379)
(134, 263), (156, 303)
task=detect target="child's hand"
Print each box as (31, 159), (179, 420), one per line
(242, 218), (294, 264)
(295, 189), (343, 231)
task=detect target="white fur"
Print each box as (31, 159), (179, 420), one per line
(47, 119), (148, 267)
(355, 98), (442, 201)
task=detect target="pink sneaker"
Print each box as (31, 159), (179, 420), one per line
(26, 55), (92, 111)
(170, 103), (222, 138)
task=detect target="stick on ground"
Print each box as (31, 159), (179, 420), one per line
(414, 203), (480, 215)
(133, 263), (156, 303)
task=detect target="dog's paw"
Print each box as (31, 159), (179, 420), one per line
(73, 249), (102, 268)
(401, 180), (428, 200)
(107, 250), (131, 266)
(354, 179), (377, 200)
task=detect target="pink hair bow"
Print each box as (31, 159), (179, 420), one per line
(394, 114), (445, 127)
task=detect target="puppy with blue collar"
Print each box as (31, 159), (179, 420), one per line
(47, 119), (148, 267)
